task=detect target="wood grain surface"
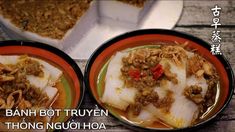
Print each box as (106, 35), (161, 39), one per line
(0, 0), (234, 132)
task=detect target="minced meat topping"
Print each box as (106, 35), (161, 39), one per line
(0, 56), (49, 111)
(120, 45), (219, 117)
(121, 47), (180, 115)
(0, 0), (92, 39)
(117, 0), (147, 7)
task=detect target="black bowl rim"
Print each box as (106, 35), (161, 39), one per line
(84, 29), (234, 131)
(0, 40), (85, 123)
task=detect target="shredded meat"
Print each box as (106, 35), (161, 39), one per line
(160, 45), (187, 66)
(132, 90), (159, 115)
(163, 62), (178, 84)
(18, 98), (32, 110)
(121, 46), (186, 89)
(0, 56), (49, 112)
(117, 0), (147, 7)
(121, 48), (162, 89)
(0, 0), (92, 39)
(0, 98), (6, 109)
(187, 55), (214, 77)
(184, 74), (218, 116)
(17, 58), (44, 76)
(131, 89), (174, 116)
(153, 91), (174, 113)
(184, 85), (204, 104)
(120, 45), (219, 122)
(186, 54), (219, 116)
(121, 46), (189, 116)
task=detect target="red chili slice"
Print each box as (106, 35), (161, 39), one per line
(151, 64), (164, 80)
(153, 68), (164, 80)
(151, 64), (162, 72)
(128, 69), (141, 81)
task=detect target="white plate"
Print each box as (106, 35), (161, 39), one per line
(67, 0), (183, 59)
(0, 0), (183, 59)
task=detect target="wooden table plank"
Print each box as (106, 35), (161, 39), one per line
(177, 0), (235, 26)
(195, 120), (235, 132)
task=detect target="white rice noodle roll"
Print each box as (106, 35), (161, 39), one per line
(44, 86), (59, 107)
(144, 58), (199, 128)
(145, 96), (199, 128)
(0, 56), (62, 87)
(127, 109), (156, 126)
(186, 51), (195, 58)
(0, 55), (20, 65)
(26, 67), (50, 90)
(102, 52), (137, 111)
(154, 86), (167, 99)
(159, 58), (186, 94)
(32, 58), (63, 86)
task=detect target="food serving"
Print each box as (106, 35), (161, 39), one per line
(117, 0), (147, 7)
(0, 40), (84, 131)
(0, 0), (92, 40)
(0, 55), (62, 123)
(85, 29), (233, 131)
(99, 44), (219, 128)
(0, 0), (152, 41)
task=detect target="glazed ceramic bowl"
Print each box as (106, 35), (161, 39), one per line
(84, 29), (234, 131)
(0, 40), (84, 123)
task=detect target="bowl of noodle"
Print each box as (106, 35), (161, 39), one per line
(84, 29), (234, 131)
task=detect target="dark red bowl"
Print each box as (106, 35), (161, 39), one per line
(84, 29), (234, 131)
(0, 40), (84, 123)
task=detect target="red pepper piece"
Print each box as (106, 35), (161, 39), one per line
(128, 69), (141, 81)
(151, 64), (162, 72)
(151, 64), (164, 80)
(153, 68), (164, 80)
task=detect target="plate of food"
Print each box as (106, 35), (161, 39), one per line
(0, 0), (183, 59)
(0, 40), (84, 130)
(84, 29), (234, 131)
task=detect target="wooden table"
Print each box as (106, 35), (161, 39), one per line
(0, 0), (234, 132)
